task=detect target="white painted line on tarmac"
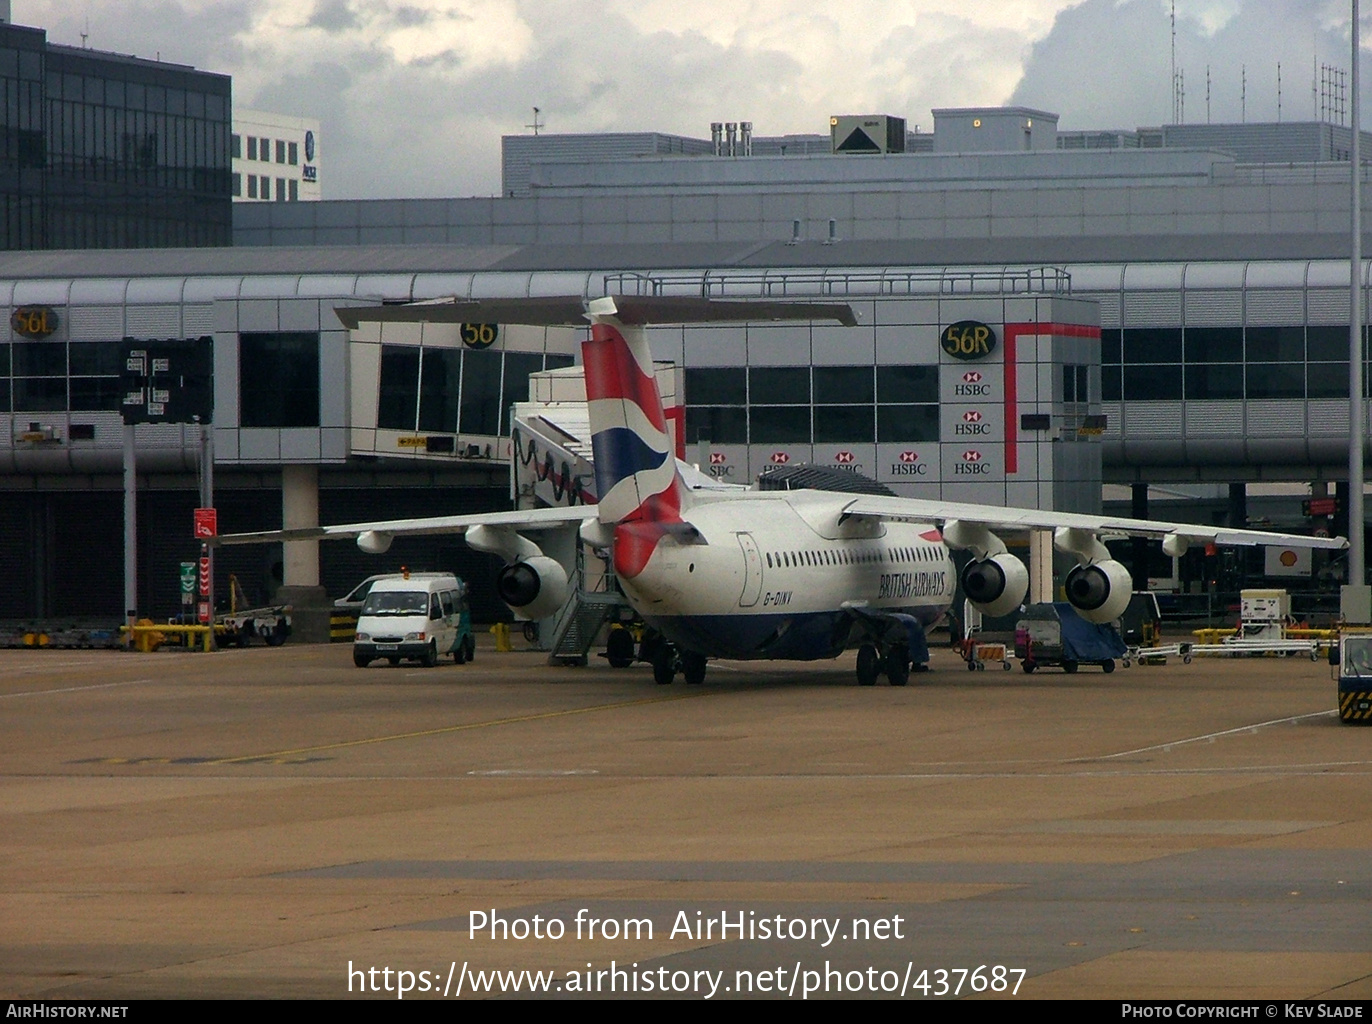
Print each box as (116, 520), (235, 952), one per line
(0, 677), (159, 699)
(1070, 709), (1339, 761)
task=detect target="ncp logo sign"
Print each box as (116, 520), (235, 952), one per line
(941, 321), (998, 360)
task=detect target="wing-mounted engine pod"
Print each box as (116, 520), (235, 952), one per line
(959, 552), (1029, 618)
(357, 530), (393, 554)
(495, 555), (569, 620)
(1064, 559), (1132, 623)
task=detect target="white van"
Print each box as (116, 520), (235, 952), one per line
(352, 573), (473, 668)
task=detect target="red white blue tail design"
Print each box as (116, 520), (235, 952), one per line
(582, 317), (687, 579)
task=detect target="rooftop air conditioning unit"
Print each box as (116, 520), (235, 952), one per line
(830, 115), (907, 155)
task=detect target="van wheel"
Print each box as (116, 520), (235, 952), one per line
(387, 656), (400, 666)
(1022, 660), (1036, 674)
(464, 635), (475, 662)
(353, 653), (371, 669)
(422, 642), (438, 668)
(453, 642), (466, 664)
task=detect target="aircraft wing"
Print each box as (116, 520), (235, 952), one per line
(213, 504), (597, 546)
(839, 495), (1348, 550)
(334, 294), (859, 329)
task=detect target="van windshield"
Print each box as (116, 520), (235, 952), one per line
(361, 591), (427, 616)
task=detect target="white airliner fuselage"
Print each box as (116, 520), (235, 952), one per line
(617, 490), (954, 662)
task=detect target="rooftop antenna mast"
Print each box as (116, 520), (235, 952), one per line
(1170, 0), (1178, 122)
(1242, 64), (1247, 122)
(80, 16), (89, 48)
(1278, 62), (1283, 122)
(526, 106), (544, 136)
(1206, 65), (1211, 123)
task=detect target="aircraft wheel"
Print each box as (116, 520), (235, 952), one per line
(1022, 660), (1036, 674)
(353, 653), (371, 669)
(606, 628), (636, 669)
(522, 621), (539, 644)
(652, 645), (677, 685)
(886, 644), (910, 687)
(1063, 661), (1078, 674)
(682, 650), (707, 685)
(1101, 659), (1115, 674)
(856, 644), (880, 686)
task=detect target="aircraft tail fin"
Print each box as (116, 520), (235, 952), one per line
(582, 315), (689, 577)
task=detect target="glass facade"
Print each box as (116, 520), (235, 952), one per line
(0, 22), (231, 250)
(377, 345), (573, 437)
(684, 365), (941, 445)
(1101, 326), (1372, 401)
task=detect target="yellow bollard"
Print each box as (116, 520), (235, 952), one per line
(489, 622), (511, 652)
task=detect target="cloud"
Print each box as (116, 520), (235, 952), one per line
(1010, 0), (1366, 128)
(35, 1), (1372, 200)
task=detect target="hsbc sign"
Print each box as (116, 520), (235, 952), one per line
(890, 450), (928, 476)
(954, 449), (991, 475)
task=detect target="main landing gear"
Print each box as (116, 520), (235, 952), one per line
(645, 636), (708, 685)
(855, 642), (914, 687)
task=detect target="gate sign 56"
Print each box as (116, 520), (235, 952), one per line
(940, 320), (998, 360)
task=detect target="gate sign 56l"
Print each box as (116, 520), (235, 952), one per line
(940, 320), (998, 360)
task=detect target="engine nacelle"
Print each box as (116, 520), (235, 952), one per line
(1064, 559), (1132, 623)
(357, 530), (393, 554)
(959, 552), (1029, 618)
(495, 555), (569, 620)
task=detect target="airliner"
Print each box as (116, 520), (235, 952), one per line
(216, 295), (1346, 686)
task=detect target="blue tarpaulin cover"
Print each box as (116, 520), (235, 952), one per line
(1052, 602), (1128, 661)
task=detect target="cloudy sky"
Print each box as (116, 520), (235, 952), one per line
(20, 0), (1370, 199)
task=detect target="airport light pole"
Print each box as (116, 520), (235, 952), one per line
(1351, 0), (1367, 610)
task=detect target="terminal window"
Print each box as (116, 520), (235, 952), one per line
(239, 332), (320, 428)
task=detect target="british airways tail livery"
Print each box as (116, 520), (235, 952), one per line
(218, 295), (1347, 688)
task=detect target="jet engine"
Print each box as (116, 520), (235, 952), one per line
(357, 530), (393, 554)
(1063, 559), (1132, 624)
(959, 552), (1029, 618)
(495, 555), (569, 620)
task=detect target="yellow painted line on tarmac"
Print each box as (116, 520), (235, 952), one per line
(204, 690), (714, 765)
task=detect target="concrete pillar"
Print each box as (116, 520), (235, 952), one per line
(277, 465), (331, 642)
(1227, 482), (1247, 529)
(1029, 528), (1054, 604)
(282, 464), (319, 588)
(1131, 482), (1150, 590)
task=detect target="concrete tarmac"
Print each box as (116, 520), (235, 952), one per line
(1, 638), (1369, 1000)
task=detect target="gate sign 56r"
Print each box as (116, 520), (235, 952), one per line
(940, 320), (998, 360)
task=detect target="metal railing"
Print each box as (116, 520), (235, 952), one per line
(606, 266), (1073, 300)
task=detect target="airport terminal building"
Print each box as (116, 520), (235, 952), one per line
(2, 106), (1369, 620)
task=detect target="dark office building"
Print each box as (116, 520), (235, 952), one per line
(0, 19), (231, 250)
